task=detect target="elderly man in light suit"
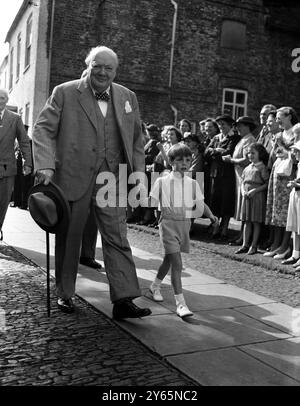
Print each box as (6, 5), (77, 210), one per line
(32, 46), (151, 319)
(0, 88), (32, 241)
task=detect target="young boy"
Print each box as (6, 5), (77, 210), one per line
(148, 143), (218, 317)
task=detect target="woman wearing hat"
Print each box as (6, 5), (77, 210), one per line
(222, 116), (256, 243)
(204, 115), (240, 239)
(264, 108), (299, 259)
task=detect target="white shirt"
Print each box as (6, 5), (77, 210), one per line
(150, 171), (204, 219)
(0, 109), (5, 121)
(94, 88), (110, 118)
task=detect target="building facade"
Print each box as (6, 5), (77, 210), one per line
(4, 0), (49, 135)
(3, 0), (300, 134)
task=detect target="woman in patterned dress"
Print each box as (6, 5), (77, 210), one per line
(264, 107), (299, 260)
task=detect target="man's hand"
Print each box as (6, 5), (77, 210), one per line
(23, 166), (32, 176)
(35, 169), (54, 185)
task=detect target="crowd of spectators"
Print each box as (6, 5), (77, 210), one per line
(128, 104), (300, 272)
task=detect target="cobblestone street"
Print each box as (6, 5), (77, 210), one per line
(1, 209), (300, 388)
(0, 244), (195, 387)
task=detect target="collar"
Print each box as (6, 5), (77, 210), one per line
(90, 83), (111, 97)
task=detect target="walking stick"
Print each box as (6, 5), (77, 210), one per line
(46, 231), (51, 317)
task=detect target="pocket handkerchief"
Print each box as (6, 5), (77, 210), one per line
(125, 100), (132, 113)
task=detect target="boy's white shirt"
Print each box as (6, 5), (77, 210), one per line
(149, 171), (204, 219)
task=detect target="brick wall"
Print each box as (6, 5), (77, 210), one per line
(49, 0), (300, 128)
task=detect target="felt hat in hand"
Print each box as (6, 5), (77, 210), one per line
(28, 181), (71, 234)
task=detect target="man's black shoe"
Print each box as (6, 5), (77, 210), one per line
(79, 257), (102, 269)
(57, 298), (75, 314)
(112, 299), (151, 320)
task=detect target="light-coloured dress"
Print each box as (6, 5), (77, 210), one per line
(265, 129), (298, 228)
(240, 162), (269, 223)
(286, 163), (300, 234)
(232, 133), (256, 220)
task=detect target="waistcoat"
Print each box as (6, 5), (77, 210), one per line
(94, 95), (125, 173)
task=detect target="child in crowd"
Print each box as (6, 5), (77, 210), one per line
(235, 143), (269, 255)
(282, 140), (300, 271)
(147, 143), (218, 317)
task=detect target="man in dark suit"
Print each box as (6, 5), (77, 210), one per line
(32, 46), (151, 319)
(79, 203), (102, 269)
(0, 88), (32, 241)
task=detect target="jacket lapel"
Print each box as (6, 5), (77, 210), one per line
(77, 78), (98, 130)
(111, 83), (125, 130)
(0, 110), (13, 139)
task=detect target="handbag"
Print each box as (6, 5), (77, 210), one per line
(275, 154), (293, 177)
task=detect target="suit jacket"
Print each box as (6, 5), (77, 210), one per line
(32, 78), (145, 201)
(0, 109), (32, 178)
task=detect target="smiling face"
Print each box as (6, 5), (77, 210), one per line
(167, 129), (179, 145)
(266, 114), (280, 134)
(171, 155), (192, 175)
(179, 121), (190, 134)
(217, 120), (231, 135)
(260, 107), (270, 125)
(204, 121), (218, 139)
(247, 147), (259, 164)
(87, 50), (118, 93)
(276, 110), (292, 131)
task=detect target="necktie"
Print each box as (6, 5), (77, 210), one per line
(95, 91), (110, 102)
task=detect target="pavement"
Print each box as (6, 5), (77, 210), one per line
(1, 206), (300, 387)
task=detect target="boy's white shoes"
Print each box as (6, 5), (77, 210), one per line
(176, 304), (193, 318)
(149, 285), (164, 302)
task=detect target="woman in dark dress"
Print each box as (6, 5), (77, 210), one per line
(204, 115), (240, 239)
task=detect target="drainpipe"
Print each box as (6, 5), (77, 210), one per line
(169, 0), (178, 89)
(46, 0), (55, 97)
(169, 0), (178, 124)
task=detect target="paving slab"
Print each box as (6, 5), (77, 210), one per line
(235, 302), (300, 337)
(2, 207), (299, 386)
(167, 347), (300, 386)
(239, 337), (300, 382)
(112, 309), (291, 356)
(140, 282), (276, 313)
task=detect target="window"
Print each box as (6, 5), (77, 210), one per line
(25, 102), (30, 126)
(25, 14), (32, 69)
(9, 48), (14, 90)
(221, 20), (246, 50)
(16, 33), (21, 80)
(222, 88), (248, 119)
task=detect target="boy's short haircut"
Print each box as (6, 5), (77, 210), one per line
(167, 143), (192, 162)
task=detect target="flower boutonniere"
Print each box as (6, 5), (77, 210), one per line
(125, 100), (132, 114)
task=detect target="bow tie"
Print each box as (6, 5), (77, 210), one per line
(95, 91), (110, 102)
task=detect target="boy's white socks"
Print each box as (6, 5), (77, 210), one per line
(152, 277), (162, 289)
(174, 293), (185, 306)
(292, 250), (300, 259)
